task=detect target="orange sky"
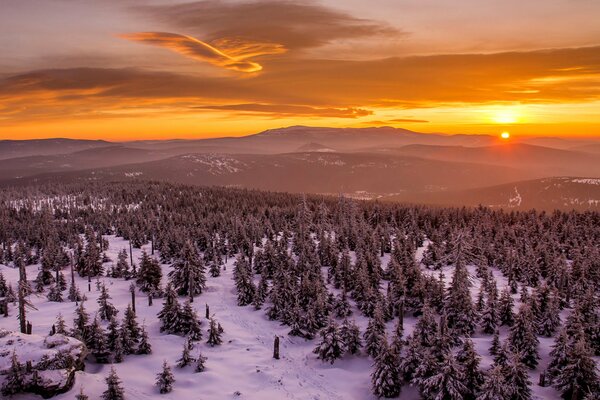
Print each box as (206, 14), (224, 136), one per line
(1, 0), (600, 140)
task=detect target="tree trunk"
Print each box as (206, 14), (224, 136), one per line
(273, 336), (280, 360)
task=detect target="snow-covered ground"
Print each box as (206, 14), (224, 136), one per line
(0, 236), (586, 399)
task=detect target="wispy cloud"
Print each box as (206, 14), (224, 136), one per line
(121, 32), (285, 72)
(195, 103), (372, 118)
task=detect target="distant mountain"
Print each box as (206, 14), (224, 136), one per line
(0, 138), (111, 160)
(294, 142), (337, 152)
(390, 143), (600, 177)
(3, 152), (531, 195)
(389, 177), (600, 211)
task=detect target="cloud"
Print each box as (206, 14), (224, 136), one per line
(195, 103), (371, 118)
(121, 32), (285, 72)
(137, 0), (400, 50)
(1, 46), (599, 124)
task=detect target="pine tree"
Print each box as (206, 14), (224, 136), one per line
(136, 251), (162, 293)
(480, 292), (498, 334)
(178, 299), (203, 340)
(177, 339), (196, 367)
(169, 241), (206, 297)
(478, 366), (508, 400)
(509, 303), (540, 368)
(102, 367), (125, 400)
(88, 317), (110, 363)
(457, 338), (484, 399)
(113, 334), (124, 363)
(47, 284), (63, 302)
(371, 339), (402, 398)
(554, 338), (599, 400)
(72, 302), (90, 341)
(313, 319), (345, 364)
(444, 240), (477, 337)
(340, 318), (362, 355)
(498, 287), (515, 327)
(1, 350), (24, 396)
(122, 304), (140, 346)
(400, 334), (423, 381)
(195, 351), (207, 373)
(421, 352), (468, 400)
(113, 249), (130, 278)
(206, 317), (223, 346)
(504, 352), (532, 400)
(364, 309), (386, 358)
(158, 283), (181, 334)
(98, 284), (118, 321)
(55, 312), (67, 335)
(156, 361), (175, 394)
(137, 324), (152, 355)
(546, 329), (569, 385)
(538, 293), (561, 337)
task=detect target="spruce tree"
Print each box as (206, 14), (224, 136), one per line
(313, 319), (345, 364)
(156, 361), (175, 394)
(102, 367), (125, 400)
(177, 339), (196, 367)
(421, 352), (468, 400)
(478, 366), (508, 400)
(207, 317), (223, 346)
(179, 300), (203, 340)
(169, 241), (206, 298)
(137, 324), (152, 355)
(158, 283), (181, 334)
(371, 340), (402, 398)
(457, 338), (484, 399)
(498, 287), (515, 327)
(509, 303), (540, 368)
(195, 352), (207, 373)
(1, 350), (24, 396)
(546, 328), (569, 385)
(554, 338), (599, 400)
(364, 308), (386, 358)
(98, 284), (118, 321)
(340, 318), (362, 355)
(504, 352), (532, 400)
(136, 251), (162, 293)
(76, 386), (89, 400)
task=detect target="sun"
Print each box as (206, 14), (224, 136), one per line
(501, 132), (510, 140)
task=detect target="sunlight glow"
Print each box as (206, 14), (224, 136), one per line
(501, 131), (510, 139)
(493, 109), (520, 124)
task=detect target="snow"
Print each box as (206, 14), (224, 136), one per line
(571, 178), (600, 185)
(180, 154), (246, 174)
(0, 235), (595, 399)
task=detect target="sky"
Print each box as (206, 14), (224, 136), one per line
(1, 0), (600, 140)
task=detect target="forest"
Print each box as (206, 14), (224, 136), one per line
(0, 180), (598, 399)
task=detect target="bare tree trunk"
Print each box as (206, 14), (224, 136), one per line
(273, 336), (280, 360)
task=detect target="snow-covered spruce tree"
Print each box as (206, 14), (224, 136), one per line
(413, 303), (438, 348)
(88, 317), (110, 363)
(400, 334), (424, 382)
(55, 312), (67, 335)
(480, 291), (499, 335)
(340, 318), (362, 355)
(234, 256), (256, 306)
(420, 352), (468, 400)
(79, 233), (103, 277)
(390, 318), (404, 356)
(313, 319), (345, 364)
(456, 338), (484, 399)
(136, 251), (162, 293)
(554, 337), (599, 400)
(207, 317), (223, 346)
(122, 304), (140, 346)
(509, 303), (540, 369)
(113, 334), (124, 363)
(478, 366), (508, 400)
(1, 350), (24, 396)
(195, 351), (207, 373)
(158, 283), (182, 333)
(546, 328), (569, 385)
(364, 308), (386, 358)
(371, 339), (402, 398)
(68, 282), (83, 302)
(113, 249), (130, 278)
(102, 367), (125, 400)
(156, 360), (176, 394)
(537, 292), (561, 337)
(504, 352), (532, 400)
(47, 284), (63, 302)
(71, 302), (90, 341)
(179, 299), (203, 340)
(177, 339), (196, 368)
(498, 287), (515, 327)
(445, 256), (477, 337)
(333, 289), (352, 318)
(252, 273), (269, 310)
(489, 330), (501, 356)
(98, 283), (118, 321)
(169, 241), (206, 298)
(137, 324), (152, 355)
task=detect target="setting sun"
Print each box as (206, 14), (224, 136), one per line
(501, 131), (511, 139)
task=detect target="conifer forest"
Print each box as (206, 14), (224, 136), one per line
(0, 181), (598, 399)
